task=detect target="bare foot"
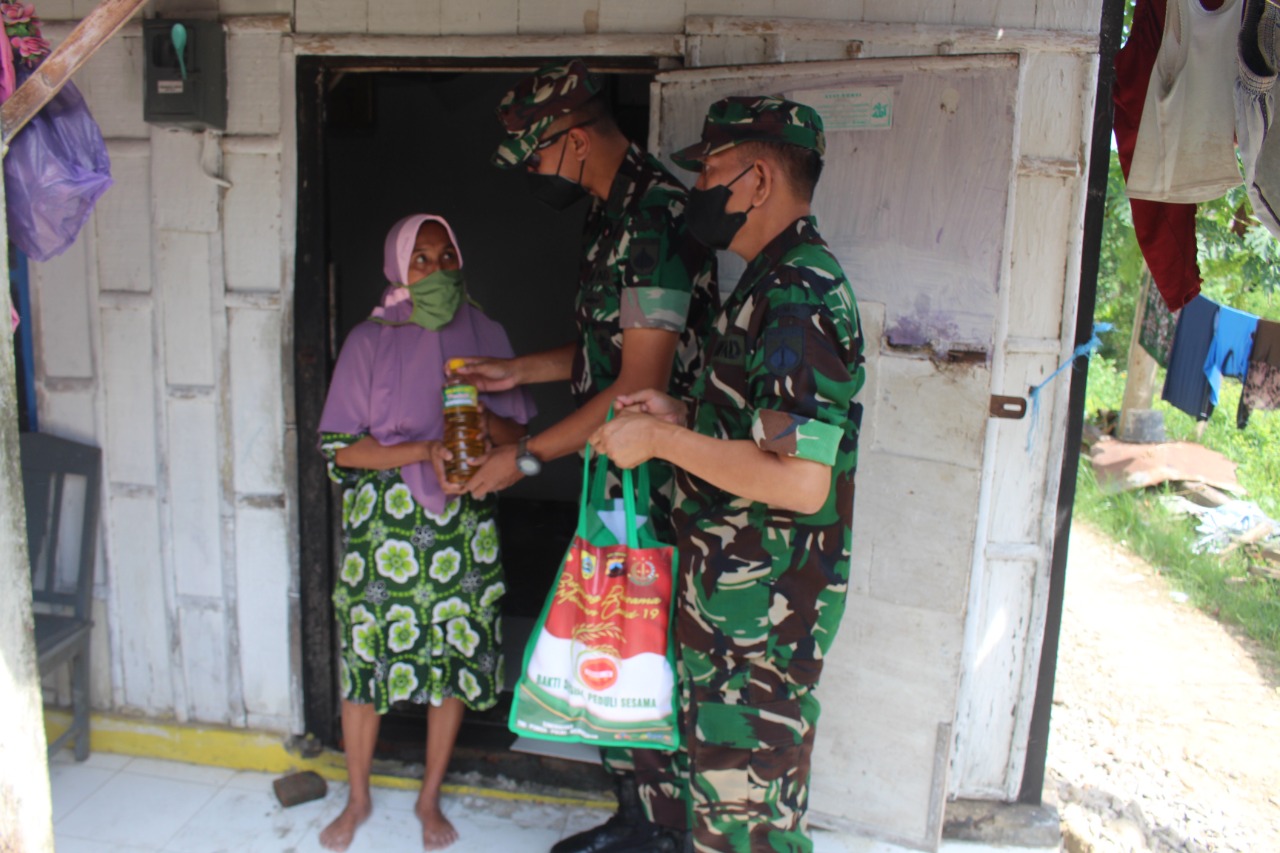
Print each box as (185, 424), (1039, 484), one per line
(319, 799), (372, 852)
(415, 796), (458, 850)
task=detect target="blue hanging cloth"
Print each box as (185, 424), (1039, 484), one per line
(1025, 323), (1112, 452)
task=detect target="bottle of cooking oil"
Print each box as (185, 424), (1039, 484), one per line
(442, 358), (485, 485)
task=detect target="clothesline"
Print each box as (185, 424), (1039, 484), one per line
(1140, 291), (1280, 428)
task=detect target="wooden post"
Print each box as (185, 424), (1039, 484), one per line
(0, 148), (54, 852)
(1119, 270), (1160, 440)
(0, 0), (148, 147)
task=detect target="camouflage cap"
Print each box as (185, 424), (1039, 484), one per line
(492, 59), (604, 169)
(671, 95), (825, 171)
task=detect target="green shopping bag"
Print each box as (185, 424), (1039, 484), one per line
(508, 441), (680, 750)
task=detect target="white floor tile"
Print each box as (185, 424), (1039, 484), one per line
(222, 770), (282, 793)
(57, 772), (221, 849)
(366, 785), (420, 812)
(126, 757), (238, 787)
(160, 785), (314, 853)
(51, 751), (134, 772)
(54, 837), (162, 853)
(49, 763), (117, 824)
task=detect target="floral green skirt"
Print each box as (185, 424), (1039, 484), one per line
(322, 436), (505, 714)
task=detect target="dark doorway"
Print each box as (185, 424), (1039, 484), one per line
(294, 57), (654, 784)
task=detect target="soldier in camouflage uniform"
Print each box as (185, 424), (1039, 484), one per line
(592, 96), (865, 853)
(451, 60), (718, 853)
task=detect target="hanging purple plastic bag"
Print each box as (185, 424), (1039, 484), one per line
(3, 66), (112, 262)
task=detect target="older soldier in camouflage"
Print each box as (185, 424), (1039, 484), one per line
(592, 96), (865, 853)
(452, 61), (717, 853)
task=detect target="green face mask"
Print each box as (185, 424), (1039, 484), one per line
(374, 268), (466, 331)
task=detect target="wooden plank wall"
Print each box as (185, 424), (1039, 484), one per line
(30, 14), (297, 732)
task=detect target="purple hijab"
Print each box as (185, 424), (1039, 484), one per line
(318, 214), (535, 514)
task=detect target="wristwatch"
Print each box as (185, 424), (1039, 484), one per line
(516, 436), (542, 476)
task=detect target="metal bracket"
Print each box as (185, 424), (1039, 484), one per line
(990, 395), (1027, 419)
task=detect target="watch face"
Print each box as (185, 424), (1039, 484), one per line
(517, 454), (541, 476)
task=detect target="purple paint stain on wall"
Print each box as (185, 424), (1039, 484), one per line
(886, 311), (964, 350)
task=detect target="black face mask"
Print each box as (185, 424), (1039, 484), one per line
(525, 142), (588, 211)
(685, 164), (756, 250)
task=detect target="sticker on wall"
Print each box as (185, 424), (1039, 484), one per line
(793, 87), (893, 131)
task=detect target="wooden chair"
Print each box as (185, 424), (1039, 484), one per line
(21, 432), (102, 761)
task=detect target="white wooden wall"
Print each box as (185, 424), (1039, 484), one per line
(31, 15), (298, 732)
(24, 0), (1101, 818)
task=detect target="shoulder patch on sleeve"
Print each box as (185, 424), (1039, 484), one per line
(764, 325), (804, 376)
(630, 237), (661, 277)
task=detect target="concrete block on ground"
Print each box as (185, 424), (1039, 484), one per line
(155, 231), (216, 387)
(101, 306), (158, 487)
(233, 505), (295, 722)
(228, 308), (285, 495)
(95, 147), (153, 293)
(106, 493), (174, 714)
(227, 30), (283, 135)
(31, 238), (94, 380)
(166, 396), (225, 599)
(223, 152), (283, 292)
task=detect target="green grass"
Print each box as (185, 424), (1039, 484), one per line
(1077, 356), (1280, 661)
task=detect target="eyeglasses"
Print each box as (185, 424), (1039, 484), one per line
(526, 118), (598, 170)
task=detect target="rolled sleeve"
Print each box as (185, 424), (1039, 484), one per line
(744, 295), (859, 468)
(751, 409), (842, 466)
(619, 286), (692, 333)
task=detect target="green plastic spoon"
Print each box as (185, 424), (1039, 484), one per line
(171, 23), (187, 81)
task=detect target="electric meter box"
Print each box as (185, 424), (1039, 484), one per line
(142, 19), (227, 130)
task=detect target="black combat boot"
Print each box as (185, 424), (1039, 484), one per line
(550, 775), (679, 853)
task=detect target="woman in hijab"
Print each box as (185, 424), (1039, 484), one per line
(317, 214), (534, 851)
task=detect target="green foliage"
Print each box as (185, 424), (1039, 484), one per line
(1197, 184), (1280, 304)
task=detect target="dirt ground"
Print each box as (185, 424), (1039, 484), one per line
(1046, 522), (1280, 853)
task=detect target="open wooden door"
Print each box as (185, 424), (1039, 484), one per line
(650, 55), (1020, 850)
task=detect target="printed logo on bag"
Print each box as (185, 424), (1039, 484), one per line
(578, 656), (619, 691)
(628, 557), (658, 587)
(606, 551), (626, 577)
(581, 551), (597, 579)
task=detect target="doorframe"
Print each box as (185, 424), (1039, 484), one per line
(291, 51), (678, 746)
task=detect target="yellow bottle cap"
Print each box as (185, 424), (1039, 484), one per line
(446, 358), (467, 371)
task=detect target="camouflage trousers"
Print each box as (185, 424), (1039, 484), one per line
(605, 652), (821, 852)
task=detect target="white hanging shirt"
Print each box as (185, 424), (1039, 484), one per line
(1127, 0), (1243, 203)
